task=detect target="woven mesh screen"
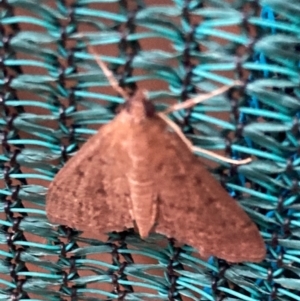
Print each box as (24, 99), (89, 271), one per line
(1, 0), (300, 300)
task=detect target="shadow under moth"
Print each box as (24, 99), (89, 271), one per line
(46, 54), (266, 263)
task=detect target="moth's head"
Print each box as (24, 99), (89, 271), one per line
(123, 89), (156, 122)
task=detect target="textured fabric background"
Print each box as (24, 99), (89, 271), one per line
(0, 0), (300, 300)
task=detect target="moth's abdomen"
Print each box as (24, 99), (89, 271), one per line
(126, 128), (158, 238)
(127, 175), (157, 238)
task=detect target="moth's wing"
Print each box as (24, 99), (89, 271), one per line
(148, 117), (265, 263)
(46, 118), (134, 233)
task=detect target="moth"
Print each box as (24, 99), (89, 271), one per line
(46, 55), (266, 263)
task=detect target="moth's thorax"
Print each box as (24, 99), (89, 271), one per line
(121, 90), (156, 123)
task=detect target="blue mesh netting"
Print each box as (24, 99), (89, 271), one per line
(1, 0), (300, 300)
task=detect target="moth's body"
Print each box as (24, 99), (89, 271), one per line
(121, 100), (158, 237)
(46, 90), (266, 263)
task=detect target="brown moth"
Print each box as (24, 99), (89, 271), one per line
(46, 87), (266, 263)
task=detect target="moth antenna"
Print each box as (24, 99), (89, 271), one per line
(157, 112), (251, 165)
(87, 43), (129, 101)
(160, 80), (251, 165)
(87, 43), (249, 165)
(163, 81), (243, 114)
